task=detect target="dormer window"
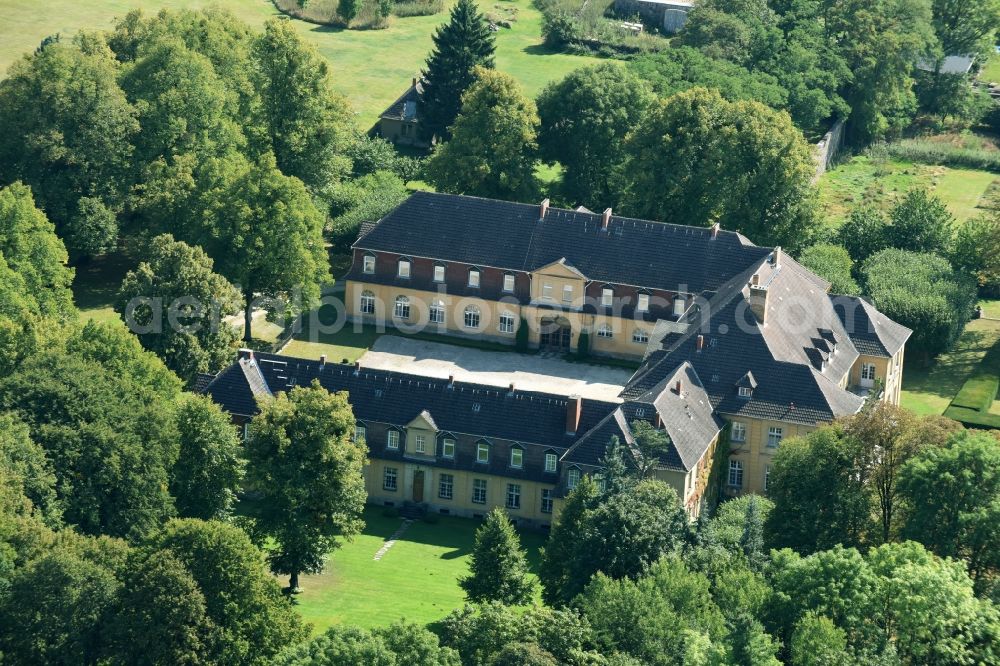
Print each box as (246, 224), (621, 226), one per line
(544, 452), (557, 473)
(433, 264), (446, 282)
(739, 386), (752, 398)
(601, 287), (613, 307)
(567, 467), (581, 489)
(397, 258), (411, 278)
(510, 447), (523, 468)
(468, 268), (480, 288)
(476, 441), (490, 463)
(673, 296), (686, 317)
(363, 254), (376, 274)
(503, 273), (515, 292)
(637, 293), (650, 313)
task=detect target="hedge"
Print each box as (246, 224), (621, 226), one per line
(950, 374), (1000, 412)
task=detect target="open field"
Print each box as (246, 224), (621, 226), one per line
(900, 315), (1000, 416)
(981, 52), (1000, 83)
(818, 155), (998, 227)
(270, 506), (545, 633)
(0, 0), (602, 127)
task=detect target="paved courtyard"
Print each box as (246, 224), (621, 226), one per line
(358, 337), (633, 402)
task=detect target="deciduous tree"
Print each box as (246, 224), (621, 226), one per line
(536, 64), (654, 209)
(797, 243), (859, 295)
(116, 234), (241, 384)
(887, 188), (954, 255)
(620, 87), (817, 249)
(245, 381), (366, 592)
(424, 68), (539, 201)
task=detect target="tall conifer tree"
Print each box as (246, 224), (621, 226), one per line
(419, 0), (495, 141)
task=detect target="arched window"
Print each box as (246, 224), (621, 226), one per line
(394, 295), (410, 319)
(429, 299), (445, 324)
(597, 324), (614, 338)
(360, 290), (376, 315)
(464, 305), (481, 329)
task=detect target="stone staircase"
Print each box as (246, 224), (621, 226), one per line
(399, 501), (427, 520)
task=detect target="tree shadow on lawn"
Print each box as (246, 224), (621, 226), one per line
(397, 513), (547, 574)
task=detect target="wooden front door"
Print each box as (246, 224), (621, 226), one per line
(412, 471), (424, 502)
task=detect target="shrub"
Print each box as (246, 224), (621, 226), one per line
(515, 317), (530, 352)
(885, 139), (1000, 172)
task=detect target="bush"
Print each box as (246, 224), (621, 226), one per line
(515, 317), (530, 352)
(577, 329), (590, 357)
(393, 0), (444, 16)
(885, 139), (1000, 172)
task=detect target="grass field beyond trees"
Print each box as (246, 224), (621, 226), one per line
(0, 0), (602, 127)
(272, 507), (546, 633)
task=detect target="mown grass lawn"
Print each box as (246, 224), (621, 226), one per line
(817, 155), (997, 228)
(272, 506), (546, 633)
(0, 0), (603, 127)
(900, 316), (1000, 416)
(71, 245), (140, 326)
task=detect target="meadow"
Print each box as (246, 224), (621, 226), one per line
(0, 0), (602, 127)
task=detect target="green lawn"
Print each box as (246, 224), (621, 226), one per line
(71, 245), (140, 325)
(900, 317), (1000, 416)
(818, 155), (998, 228)
(0, 0), (602, 127)
(272, 506), (546, 633)
(980, 52), (1000, 84)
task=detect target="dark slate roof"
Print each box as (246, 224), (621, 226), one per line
(562, 363), (722, 473)
(831, 295), (912, 358)
(203, 350), (618, 449)
(623, 255), (865, 425)
(192, 373), (216, 393)
(380, 80), (423, 121)
(354, 192), (773, 294)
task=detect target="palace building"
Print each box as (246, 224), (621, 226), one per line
(202, 192), (912, 522)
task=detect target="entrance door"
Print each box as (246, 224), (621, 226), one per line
(540, 320), (571, 350)
(860, 363), (876, 388)
(412, 471), (424, 503)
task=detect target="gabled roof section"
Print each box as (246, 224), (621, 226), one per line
(622, 255), (873, 425)
(408, 409), (439, 431)
(380, 79), (423, 121)
(534, 257), (587, 280)
(831, 295), (912, 358)
(202, 353), (273, 417)
(735, 371), (757, 389)
(644, 363), (724, 470)
(352, 192), (772, 294)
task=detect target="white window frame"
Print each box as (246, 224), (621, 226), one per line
(439, 473), (454, 500)
(597, 324), (614, 339)
(394, 296), (410, 319)
(506, 483), (521, 509)
(476, 441), (489, 464)
(633, 329), (649, 344)
(429, 300), (445, 324)
(567, 467), (581, 489)
(354, 425), (366, 443)
(544, 452), (557, 473)
(728, 459), (743, 488)
(397, 258), (411, 278)
(562, 285), (573, 303)
(472, 478), (487, 504)
(541, 489), (553, 513)
(433, 264), (446, 282)
(383, 467), (398, 491)
(637, 293), (650, 312)
(442, 438), (456, 458)
(360, 291), (376, 315)
(503, 273), (515, 293)
(767, 427), (783, 449)
(731, 422), (746, 443)
(510, 447), (523, 468)
(739, 386), (752, 398)
(601, 287), (613, 307)
(499, 312), (515, 334)
(542, 283), (553, 300)
(415, 434), (426, 454)
(468, 268), (480, 288)
(464, 306), (480, 329)
(387, 430), (400, 450)
(673, 296), (686, 317)
(363, 254), (376, 274)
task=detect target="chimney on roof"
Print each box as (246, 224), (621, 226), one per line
(710, 222), (720, 239)
(448, 374), (455, 389)
(239, 348), (254, 361)
(675, 379), (682, 394)
(539, 198), (550, 220)
(508, 382), (515, 394)
(566, 395), (582, 435)
(353, 360), (361, 375)
(749, 280), (769, 326)
(319, 354), (327, 368)
(696, 335), (704, 352)
(654, 412), (663, 428)
(771, 246), (782, 268)
(601, 208), (612, 231)
(412, 76), (417, 88)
